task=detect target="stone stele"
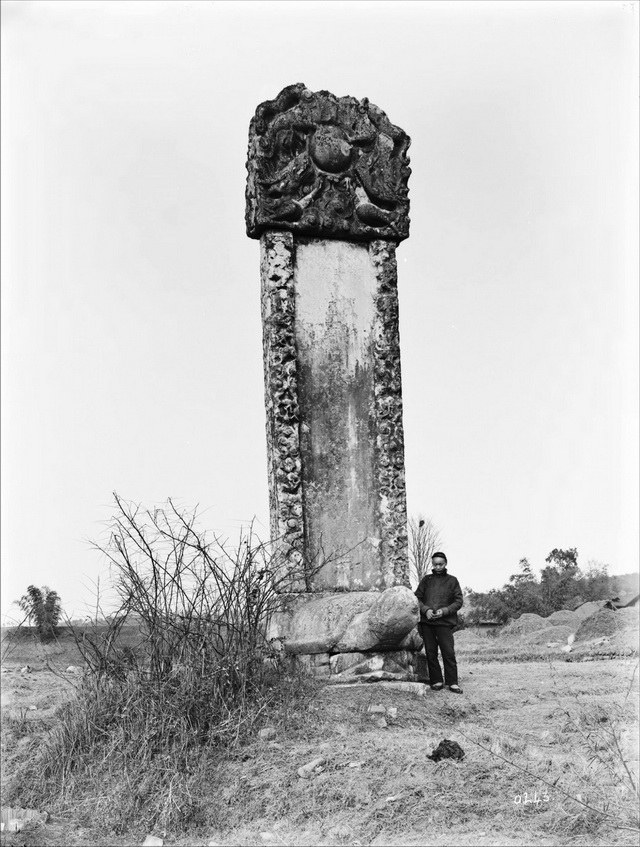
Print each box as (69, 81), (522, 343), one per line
(246, 84), (418, 677)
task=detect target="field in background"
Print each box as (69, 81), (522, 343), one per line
(2, 618), (639, 847)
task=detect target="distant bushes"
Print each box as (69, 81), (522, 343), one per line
(16, 585), (62, 642)
(465, 550), (625, 626)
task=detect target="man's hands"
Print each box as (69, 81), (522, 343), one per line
(426, 608), (447, 620)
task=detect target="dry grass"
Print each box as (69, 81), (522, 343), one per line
(2, 651), (638, 847)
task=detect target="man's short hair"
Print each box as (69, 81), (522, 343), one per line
(431, 552), (447, 563)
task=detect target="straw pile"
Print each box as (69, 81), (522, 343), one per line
(521, 625), (573, 646)
(500, 613), (547, 638)
(574, 607), (636, 642)
(545, 609), (577, 627)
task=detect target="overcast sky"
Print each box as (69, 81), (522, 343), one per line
(1, 0), (638, 622)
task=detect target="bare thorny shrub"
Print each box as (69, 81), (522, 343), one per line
(407, 515), (442, 588)
(8, 493), (326, 833)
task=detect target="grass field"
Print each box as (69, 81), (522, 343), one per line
(1, 626), (638, 847)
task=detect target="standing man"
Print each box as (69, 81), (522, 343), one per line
(415, 552), (464, 693)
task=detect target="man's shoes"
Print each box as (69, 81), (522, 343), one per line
(430, 683), (444, 691)
(448, 684), (463, 694)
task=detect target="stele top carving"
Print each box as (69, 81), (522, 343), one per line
(246, 84), (411, 243)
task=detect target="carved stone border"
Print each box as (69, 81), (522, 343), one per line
(370, 240), (409, 587)
(261, 233), (409, 592)
(260, 231), (306, 591)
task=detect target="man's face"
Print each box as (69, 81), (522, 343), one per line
(431, 558), (447, 572)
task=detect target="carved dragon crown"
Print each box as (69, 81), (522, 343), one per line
(246, 84), (411, 243)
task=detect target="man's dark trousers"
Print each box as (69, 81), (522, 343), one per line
(419, 624), (458, 686)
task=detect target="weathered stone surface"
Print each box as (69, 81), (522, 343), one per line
(334, 653), (408, 679)
(370, 240), (409, 587)
(246, 83), (410, 243)
(328, 650), (418, 683)
(329, 669), (415, 684)
(289, 653), (332, 677)
(282, 587), (418, 654)
(260, 231), (306, 590)
(261, 235), (409, 591)
(367, 586), (419, 647)
(329, 652), (368, 674)
(398, 628), (423, 651)
(297, 756), (326, 778)
(327, 681), (428, 695)
(284, 592), (378, 653)
(250, 86), (415, 673)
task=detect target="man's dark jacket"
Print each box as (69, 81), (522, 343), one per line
(414, 569), (464, 627)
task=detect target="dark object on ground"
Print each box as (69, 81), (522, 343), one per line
(604, 593), (639, 610)
(427, 739), (465, 762)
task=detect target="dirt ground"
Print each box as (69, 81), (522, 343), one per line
(1, 630), (639, 847)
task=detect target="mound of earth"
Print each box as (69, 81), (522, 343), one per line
(572, 601), (606, 620)
(545, 609), (577, 627)
(574, 607), (637, 643)
(604, 627), (639, 654)
(453, 629), (485, 646)
(617, 606), (639, 627)
(573, 629), (638, 656)
(500, 613), (546, 637)
(521, 625), (573, 646)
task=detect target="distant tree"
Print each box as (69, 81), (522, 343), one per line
(540, 548), (580, 614)
(509, 557), (535, 585)
(464, 587), (513, 626)
(408, 516), (443, 587)
(16, 585), (62, 642)
(545, 548), (579, 571)
(578, 560), (619, 602)
(465, 547), (620, 626)
(503, 558), (544, 616)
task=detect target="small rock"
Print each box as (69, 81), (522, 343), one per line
(20, 665), (31, 675)
(28, 704), (37, 711)
(567, 633), (575, 645)
(66, 665), (81, 674)
(297, 756), (325, 778)
(561, 644), (572, 653)
(207, 841), (221, 847)
(260, 832), (275, 842)
(141, 836), (163, 846)
(258, 726), (277, 741)
(386, 707), (398, 719)
(367, 704), (386, 714)
(348, 761), (363, 768)
(375, 717), (388, 729)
